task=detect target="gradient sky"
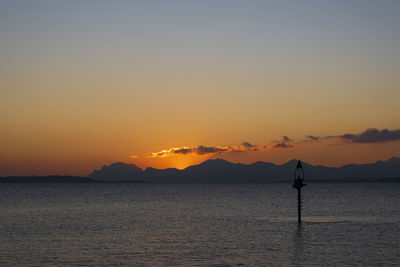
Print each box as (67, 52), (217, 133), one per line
(1, 0), (400, 176)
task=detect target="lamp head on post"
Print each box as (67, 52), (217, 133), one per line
(293, 160), (306, 190)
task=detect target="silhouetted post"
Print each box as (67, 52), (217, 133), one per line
(293, 160), (306, 224)
(297, 187), (301, 223)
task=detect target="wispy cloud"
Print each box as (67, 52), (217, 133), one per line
(273, 142), (293, 149)
(272, 136), (294, 149)
(145, 137), (297, 158)
(306, 135), (320, 141)
(142, 135), (295, 159)
(139, 128), (400, 160)
(305, 128), (400, 144)
(146, 143), (268, 158)
(242, 141), (256, 148)
(338, 128), (400, 143)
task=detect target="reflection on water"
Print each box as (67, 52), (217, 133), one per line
(276, 216), (381, 223)
(0, 183), (399, 266)
(291, 224), (304, 266)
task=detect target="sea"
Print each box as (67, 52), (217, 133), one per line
(0, 183), (399, 266)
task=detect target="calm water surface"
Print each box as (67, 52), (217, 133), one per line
(0, 183), (399, 266)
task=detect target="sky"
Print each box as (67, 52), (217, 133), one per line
(1, 0), (400, 176)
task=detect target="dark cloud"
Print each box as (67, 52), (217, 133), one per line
(272, 136), (294, 149)
(173, 148), (193, 154)
(273, 142), (294, 149)
(194, 146), (227, 155)
(306, 135), (320, 141)
(304, 128), (400, 144)
(242, 142), (256, 148)
(339, 128), (400, 143)
(147, 142), (271, 158)
(147, 136), (299, 158)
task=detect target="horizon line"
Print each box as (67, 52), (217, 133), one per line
(96, 156), (400, 173)
(2, 156), (399, 178)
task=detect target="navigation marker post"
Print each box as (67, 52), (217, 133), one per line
(293, 160), (307, 224)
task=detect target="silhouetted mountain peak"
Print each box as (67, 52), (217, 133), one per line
(87, 157), (400, 183)
(192, 158), (235, 168)
(88, 162), (143, 181)
(386, 156), (400, 163)
(281, 159), (299, 167)
(249, 161), (277, 168)
(144, 167), (180, 173)
(375, 157), (400, 165)
(103, 162), (142, 170)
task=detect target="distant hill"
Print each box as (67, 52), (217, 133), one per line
(87, 157), (400, 183)
(0, 175), (147, 183)
(88, 162), (144, 182)
(0, 175), (94, 183)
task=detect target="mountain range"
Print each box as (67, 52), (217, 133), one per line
(87, 157), (400, 183)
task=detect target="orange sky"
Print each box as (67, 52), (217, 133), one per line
(1, 1), (400, 176)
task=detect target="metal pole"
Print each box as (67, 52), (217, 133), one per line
(298, 188), (301, 224)
(293, 160), (305, 225)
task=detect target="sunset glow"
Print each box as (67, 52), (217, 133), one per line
(1, 1), (400, 176)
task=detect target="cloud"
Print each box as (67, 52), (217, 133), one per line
(145, 135), (295, 158)
(173, 147), (193, 154)
(338, 128), (400, 143)
(273, 142), (293, 149)
(147, 142), (271, 158)
(306, 135), (320, 141)
(305, 128), (400, 144)
(138, 128), (400, 159)
(242, 141), (256, 148)
(147, 147), (192, 158)
(272, 136), (294, 149)
(130, 155), (139, 159)
(194, 145), (228, 155)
